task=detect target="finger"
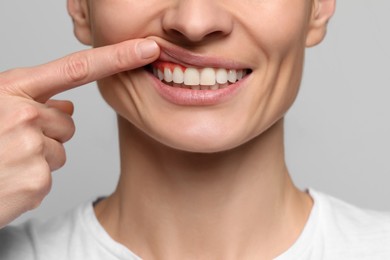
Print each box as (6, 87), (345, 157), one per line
(43, 137), (66, 171)
(46, 100), (74, 116)
(2, 39), (160, 102)
(39, 105), (76, 143)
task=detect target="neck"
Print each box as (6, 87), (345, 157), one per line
(95, 117), (312, 259)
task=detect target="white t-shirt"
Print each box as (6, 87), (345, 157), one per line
(1, 189), (390, 260)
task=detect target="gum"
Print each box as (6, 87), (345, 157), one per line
(152, 61), (186, 72)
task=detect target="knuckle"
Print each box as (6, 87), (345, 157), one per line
(56, 157), (66, 170)
(14, 105), (40, 124)
(65, 120), (76, 142)
(62, 53), (90, 83)
(29, 200), (43, 210)
(20, 130), (44, 155)
(25, 163), (52, 206)
(52, 144), (67, 171)
(113, 46), (133, 71)
(54, 116), (76, 144)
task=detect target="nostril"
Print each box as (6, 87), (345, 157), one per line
(161, 1), (234, 44)
(165, 28), (228, 44)
(165, 29), (194, 44)
(167, 29), (186, 39)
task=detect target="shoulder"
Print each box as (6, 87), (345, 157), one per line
(0, 201), (92, 260)
(0, 199), (141, 260)
(0, 221), (35, 259)
(311, 189), (390, 258)
(312, 189), (390, 234)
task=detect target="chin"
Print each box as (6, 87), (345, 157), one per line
(162, 139), (242, 154)
(151, 126), (251, 154)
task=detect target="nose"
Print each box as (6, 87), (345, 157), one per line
(162, 0), (233, 43)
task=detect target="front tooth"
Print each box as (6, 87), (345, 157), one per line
(210, 84), (219, 90)
(157, 69), (164, 80)
(173, 67), (184, 84)
(228, 70), (237, 83)
(220, 83), (229, 89)
(200, 68), (216, 85)
(164, 68), (173, 82)
(184, 68), (200, 85)
(216, 68), (228, 84)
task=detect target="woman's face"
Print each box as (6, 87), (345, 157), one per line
(78, 0), (329, 153)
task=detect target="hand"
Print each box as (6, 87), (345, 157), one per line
(0, 39), (160, 228)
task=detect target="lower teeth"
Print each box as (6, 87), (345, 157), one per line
(164, 81), (230, 90)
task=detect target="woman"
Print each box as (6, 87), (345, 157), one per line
(1, 0), (389, 259)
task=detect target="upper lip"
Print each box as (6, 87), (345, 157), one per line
(149, 37), (252, 70)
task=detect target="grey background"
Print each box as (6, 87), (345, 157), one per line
(0, 1), (389, 225)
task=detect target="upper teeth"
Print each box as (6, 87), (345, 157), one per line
(152, 63), (247, 88)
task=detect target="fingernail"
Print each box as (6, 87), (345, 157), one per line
(137, 40), (159, 59)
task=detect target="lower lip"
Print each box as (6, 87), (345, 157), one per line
(146, 71), (249, 106)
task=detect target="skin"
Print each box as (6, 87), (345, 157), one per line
(68, 0), (335, 259)
(0, 0), (335, 259)
(0, 40), (160, 227)
(82, 0), (312, 153)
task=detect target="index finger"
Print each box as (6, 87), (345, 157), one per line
(1, 39), (160, 102)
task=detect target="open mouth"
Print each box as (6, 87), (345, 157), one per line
(146, 61), (252, 91)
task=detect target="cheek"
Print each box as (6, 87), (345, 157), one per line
(236, 2), (310, 134)
(237, 1), (310, 56)
(96, 70), (151, 124)
(89, 1), (164, 45)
